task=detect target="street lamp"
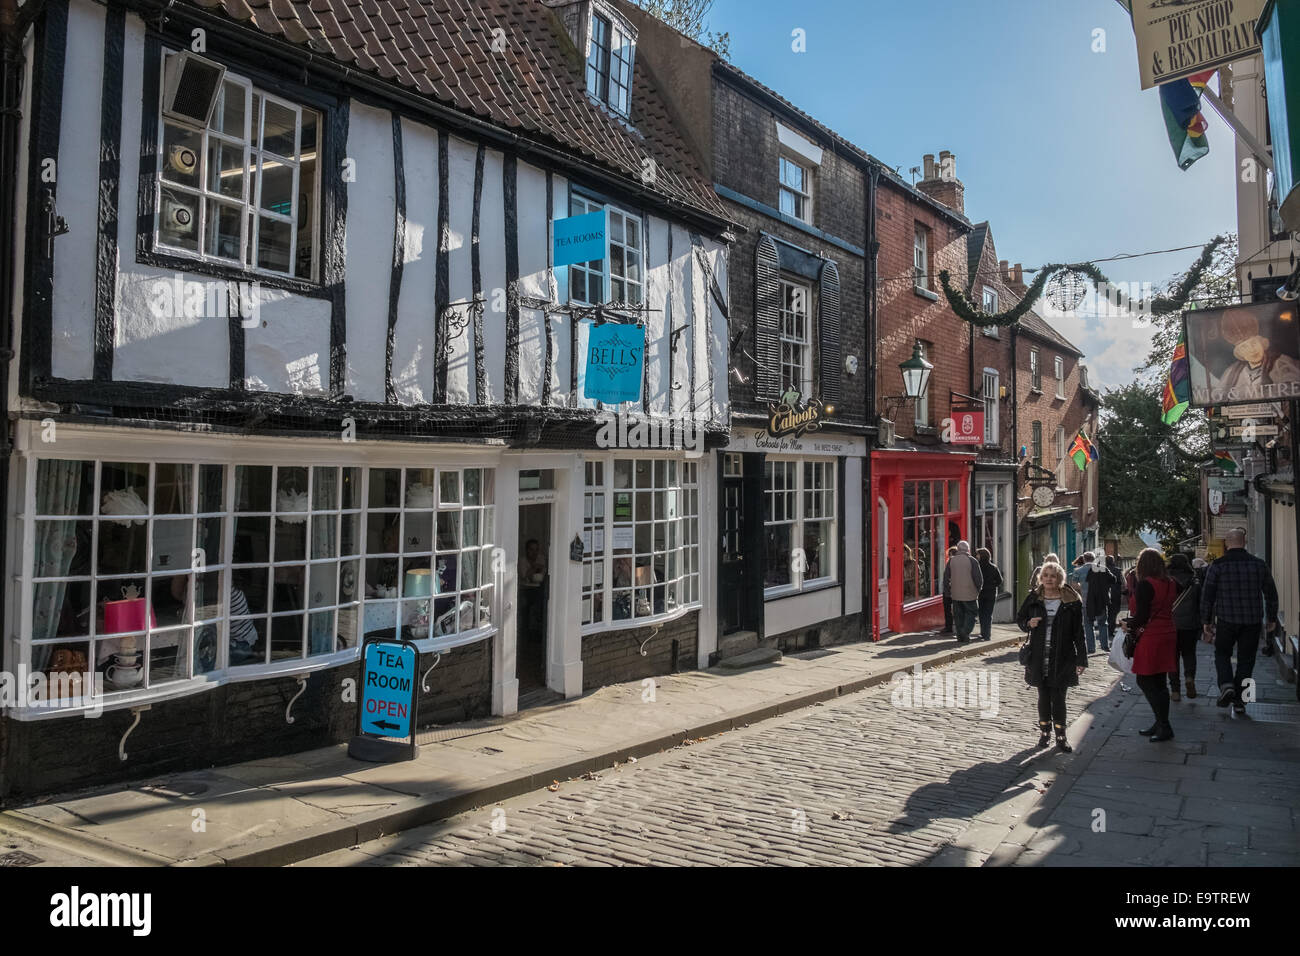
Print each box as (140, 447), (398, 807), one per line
(898, 341), (933, 399)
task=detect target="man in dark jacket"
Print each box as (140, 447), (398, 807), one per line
(1105, 555), (1123, 638)
(1200, 529), (1279, 714)
(1085, 557), (1115, 653)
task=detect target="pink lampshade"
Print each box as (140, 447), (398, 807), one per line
(103, 597), (156, 634)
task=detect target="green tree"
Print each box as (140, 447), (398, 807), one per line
(1098, 234), (1238, 552)
(630, 0), (730, 58)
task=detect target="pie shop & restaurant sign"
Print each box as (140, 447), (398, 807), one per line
(1131, 0), (1267, 90)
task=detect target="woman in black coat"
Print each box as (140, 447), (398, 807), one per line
(1016, 561), (1089, 752)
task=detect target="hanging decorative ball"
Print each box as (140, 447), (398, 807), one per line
(1045, 269), (1090, 312)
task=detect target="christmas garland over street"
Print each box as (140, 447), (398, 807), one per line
(937, 234), (1228, 328)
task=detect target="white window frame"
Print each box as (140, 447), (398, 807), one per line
(155, 54), (320, 280)
(1056, 425), (1067, 468)
(1030, 348), (1041, 391)
(1031, 420), (1043, 465)
(913, 224), (929, 290)
(982, 368), (999, 446)
(585, 6), (635, 117)
(567, 193), (644, 309)
(8, 431), (502, 719)
(580, 455), (700, 632)
(981, 287), (999, 337)
(779, 279), (812, 398)
(779, 155), (812, 223)
(1055, 355), (1065, 398)
(973, 481), (1009, 588)
(763, 457), (838, 596)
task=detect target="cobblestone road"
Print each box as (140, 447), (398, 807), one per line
(313, 645), (1121, 866)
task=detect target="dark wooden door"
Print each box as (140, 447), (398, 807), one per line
(720, 474), (746, 634)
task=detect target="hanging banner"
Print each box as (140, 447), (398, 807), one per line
(942, 406), (985, 445)
(1185, 301), (1300, 406)
(762, 393), (832, 440)
(583, 321), (645, 404)
(1131, 0), (1267, 90)
(553, 210), (607, 268)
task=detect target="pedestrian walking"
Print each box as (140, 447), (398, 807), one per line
(1167, 553), (1201, 701)
(1085, 553), (1114, 653)
(1069, 553), (1096, 653)
(942, 541), (983, 644)
(941, 545), (958, 634)
(1028, 552), (1060, 591)
(1105, 555), (1123, 639)
(975, 547), (1002, 642)
(1016, 561), (1087, 752)
(1121, 548), (1179, 742)
(1199, 528), (1279, 715)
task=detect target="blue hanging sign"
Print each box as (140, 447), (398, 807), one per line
(584, 322), (645, 405)
(355, 637), (418, 744)
(553, 210), (607, 268)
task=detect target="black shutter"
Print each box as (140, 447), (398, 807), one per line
(818, 259), (842, 403)
(754, 235), (781, 401)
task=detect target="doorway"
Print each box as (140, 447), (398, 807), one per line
(878, 498), (889, 633)
(517, 504), (551, 695)
(720, 454), (747, 634)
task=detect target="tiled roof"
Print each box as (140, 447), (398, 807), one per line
(966, 221), (989, 290)
(183, 0), (728, 223)
(1019, 308), (1083, 357)
(712, 60), (972, 230)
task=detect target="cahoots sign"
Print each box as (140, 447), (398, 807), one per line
(762, 394), (833, 439)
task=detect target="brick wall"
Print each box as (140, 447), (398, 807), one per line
(968, 237), (1018, 462)
(580, 611), (698, 691)
(1015, 333), (1100, 533)
(0, 640), (492, 805)
(713, 79), (868, 426)
(875, 180), (971, 438)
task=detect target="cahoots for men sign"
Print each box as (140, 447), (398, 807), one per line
(1131, 0), (1267, 90)
(1185, 301), (1300, 406)
(583, 322), (645, 404)
(763, 394), (832, 439)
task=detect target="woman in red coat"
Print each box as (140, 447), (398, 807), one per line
(1121, 548), (1179, 742)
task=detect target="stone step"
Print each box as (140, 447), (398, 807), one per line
(718, 646), (783, 670)
(717, 629), (760, 659)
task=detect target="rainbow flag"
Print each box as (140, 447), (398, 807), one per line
(1160, 69), (1216, 170)
(1069, 430), (1097, 472)
(1162, 328), (1191, 424)
(1214, 450), (1238, 474)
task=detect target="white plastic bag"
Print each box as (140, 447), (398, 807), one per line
(1107, 637), (1133, 675)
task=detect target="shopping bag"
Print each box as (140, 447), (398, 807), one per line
(1107, 638), (1133, 675)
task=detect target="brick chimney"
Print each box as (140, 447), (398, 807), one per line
(916, 149), (964, 214)
(1006, 262), (1027, 296)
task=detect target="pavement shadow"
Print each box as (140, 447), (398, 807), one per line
(887, 745), (1047, 837)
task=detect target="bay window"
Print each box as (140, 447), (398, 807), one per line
(763, 458), (837, 593)
(581, 458), (700, 627)
(18, 452), (497, 711)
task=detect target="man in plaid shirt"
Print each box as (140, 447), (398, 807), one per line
(1200, 528), (1279, 714)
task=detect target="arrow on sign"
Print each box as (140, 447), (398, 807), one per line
(370, 720), (401, 733)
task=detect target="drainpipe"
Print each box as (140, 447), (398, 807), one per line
(862, 164), (880, 640)
(1, 0), (29, 664)
(1010, 322), (1020, 593)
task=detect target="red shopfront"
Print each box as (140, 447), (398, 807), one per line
(871, 448), (976, 638)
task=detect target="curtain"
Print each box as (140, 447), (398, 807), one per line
(31, 460), (88, 671)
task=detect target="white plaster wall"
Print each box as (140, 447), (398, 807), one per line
(548, 175), (570, 405)
(244, 291), (331, 393)
(50, 0), (105, 381)
(515, 161), (550, 405)
(444, 135), (476, 404)
(667, 224), (693, 420)
(765, 587), (844, 637)
(343, 101), (394, 403)
(643, 216), (671, 416)
(479, 150), (506, 404)
(706, 239), (730, 422)
(392, 117), (438, 405)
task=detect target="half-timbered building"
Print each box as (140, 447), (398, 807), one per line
(0, 0), (732, 798)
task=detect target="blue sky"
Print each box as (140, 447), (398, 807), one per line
(706, 0), (1241, 388)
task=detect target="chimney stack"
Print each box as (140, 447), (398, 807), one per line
(916, 149), (964, 214)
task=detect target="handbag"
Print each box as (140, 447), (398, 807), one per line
(1122, 626), (1139, 659)
(1018, 642), (1031, 666)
